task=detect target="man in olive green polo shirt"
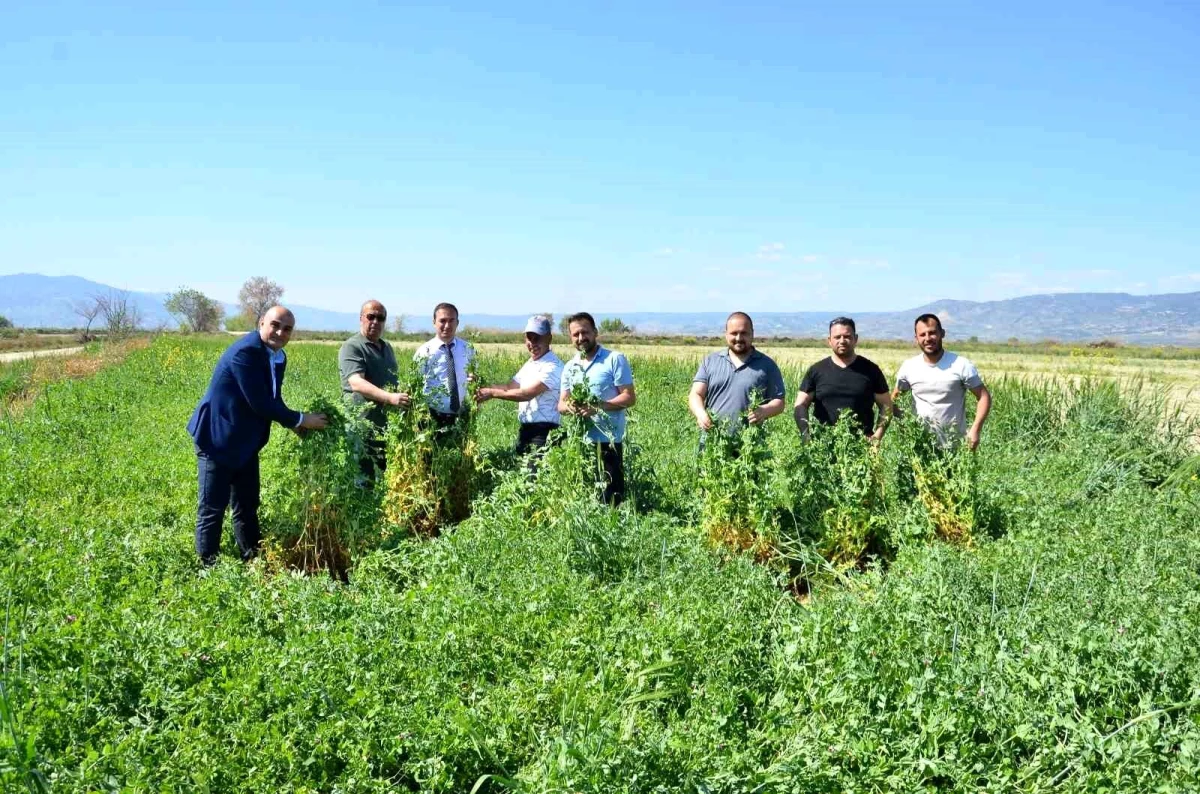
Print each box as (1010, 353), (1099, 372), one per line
(338, 300), (411, 483)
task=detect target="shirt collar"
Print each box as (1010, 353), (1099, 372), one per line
(722, 348), (759, 365)
(358, 332), (385, 349)
(574, 345), (606, 365)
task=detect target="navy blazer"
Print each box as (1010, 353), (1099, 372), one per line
(187, 331), (303, 468)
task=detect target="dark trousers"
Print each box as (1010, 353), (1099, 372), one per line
(195, 452), (261, 564)
(431, 410), (461, 429)
(359, 437), (387, 485)
(515, 422), (560, 474)
(597, 442), (625, 507)
(516, 422), (559, 456)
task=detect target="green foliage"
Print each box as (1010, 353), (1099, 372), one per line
(382, 355), (481, 534)
(1, 339), (1200, 792)
(222, 312), (255, 332)
(598, 317), (632, 334)
(0, 315), (12, 329)
(164, 287), (224, 333)
(696, 411), (778, 562)
(260, 395), (378, 579)
(0, 361), (35, 404)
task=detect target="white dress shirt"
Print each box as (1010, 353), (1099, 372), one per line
(414, 336), (475, 414)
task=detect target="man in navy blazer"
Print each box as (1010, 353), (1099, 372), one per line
(187, 305), (327, 564)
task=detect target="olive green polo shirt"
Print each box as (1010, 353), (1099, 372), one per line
(338, 333), (398, 428)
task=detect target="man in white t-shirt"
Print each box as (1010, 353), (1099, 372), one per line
(475, 315), (564, 456)
(893, 313), (992, 450)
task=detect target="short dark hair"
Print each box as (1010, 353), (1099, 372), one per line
(914, 313), (943, 332)
(726, 311), (754, 332)
(432, 302), (459, 319)
(829, 316), (856, 335)
(565, 312), (596, 331)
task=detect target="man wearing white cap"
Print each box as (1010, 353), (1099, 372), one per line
(475, 315), (564, 456)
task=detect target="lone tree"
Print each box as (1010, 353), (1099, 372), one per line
(599, 317), (633, 334)
(165, 287), (225, 333)
(238, 277), (284, 322)
(94, 290), (143, 337)
(0, 315), (12, 329)
(72, 298), (103, 339)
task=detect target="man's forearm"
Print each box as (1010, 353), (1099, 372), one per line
(759, 398), (785, 419)
(688, 391), (709, 423)
(873, 399), (893, 433)
(349, 376), (395, 406)
(491, 383), (545, 402)
(973, 388), (992, 430)
(603, 391), (636, 411)
(793, 403), (810, 433)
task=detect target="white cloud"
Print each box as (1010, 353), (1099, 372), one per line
(756, 242), (785, 261)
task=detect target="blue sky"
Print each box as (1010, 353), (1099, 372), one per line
(3, 1), (1199, 316)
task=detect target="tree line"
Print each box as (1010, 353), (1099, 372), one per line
(7, 278), (636, 338)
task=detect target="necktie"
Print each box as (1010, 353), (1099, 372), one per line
(445, 343), (460, 414)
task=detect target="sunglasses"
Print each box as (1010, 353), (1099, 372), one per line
(364, 313), (387, 322)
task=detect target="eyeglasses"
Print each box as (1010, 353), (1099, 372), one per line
(364, 313), (386, 322)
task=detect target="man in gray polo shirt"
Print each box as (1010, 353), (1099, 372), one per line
(689, 311), (786, 436)
(338, 299), (411, 482)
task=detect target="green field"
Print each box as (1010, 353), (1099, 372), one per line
(2, 337), (1200, 792)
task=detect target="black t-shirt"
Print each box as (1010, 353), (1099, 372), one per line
(799, 356), (889, 435)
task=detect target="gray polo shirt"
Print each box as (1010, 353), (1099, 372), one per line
(694, 348), (786, 429)
(338, 333), (398, 428)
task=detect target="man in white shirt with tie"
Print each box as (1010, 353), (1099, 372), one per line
(414, 302), (476, 429)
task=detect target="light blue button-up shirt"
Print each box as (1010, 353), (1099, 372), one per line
(560, 346), (634, 442)
(268, 348), (304, 427)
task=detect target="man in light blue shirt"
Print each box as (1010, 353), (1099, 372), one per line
(558, 312), (636, 506)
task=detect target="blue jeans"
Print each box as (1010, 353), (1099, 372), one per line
(195, 451), (261, 564)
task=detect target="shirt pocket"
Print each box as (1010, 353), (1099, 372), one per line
(591, 367), (615, 395)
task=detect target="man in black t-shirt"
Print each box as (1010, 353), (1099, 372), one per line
(794, 317), (894, 441)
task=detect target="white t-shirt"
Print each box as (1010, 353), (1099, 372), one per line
(515, 351), (563, 424)
(895, 351), (984, 438)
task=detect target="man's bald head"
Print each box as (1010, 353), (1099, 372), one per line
(259, 305), (296, 351)
(359, 300), (387, 341)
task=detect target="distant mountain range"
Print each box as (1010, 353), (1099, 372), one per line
(2, 273), (1199, 344)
